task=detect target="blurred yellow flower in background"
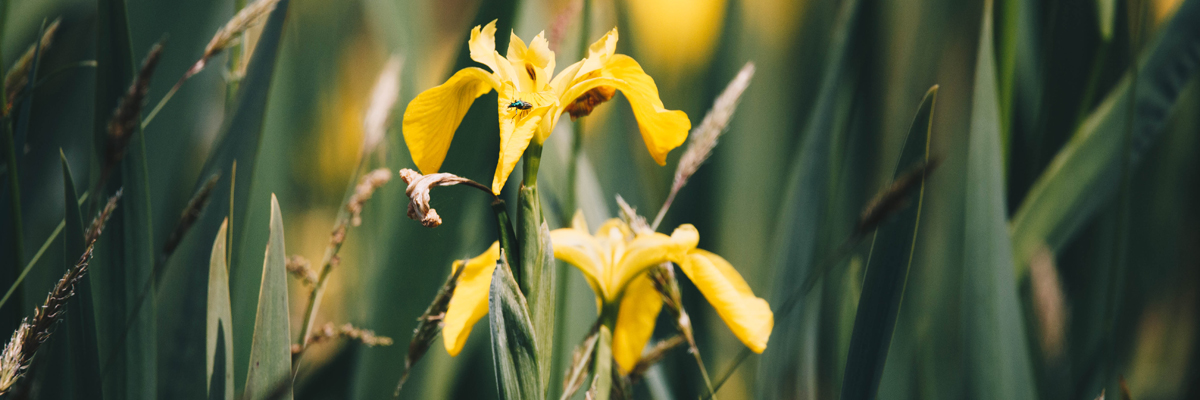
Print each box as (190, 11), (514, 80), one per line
(625, 0), (727, 82)
(435, 212), (773, 373)
(401, 20), (691, 194)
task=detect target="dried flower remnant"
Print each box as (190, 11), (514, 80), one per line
(162, 173), (220, 257)
(347, 168), (393, 226)
(363, 56), (403, 153)
(286, 255), (318, 286)
(0, 191), (120, 395)
(4, 18), (61, 108)
(399, 168), (489, 228)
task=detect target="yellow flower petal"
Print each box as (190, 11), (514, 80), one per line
(677, 249), (773, 353)
(611, 274), (663, 373)
(469, 20), (515, 83)
(442, 242), (502, 356)
(402, 67), (500, 174)
(559, 55), (690, 164)
(612, 224), (699, 296)
(576, 28), (619, 79)
(550, 228), (607, 300)
(492, 85), (554, 194)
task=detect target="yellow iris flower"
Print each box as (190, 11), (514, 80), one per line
(401, 20), (691, 194)
(440, 213), (773, 373)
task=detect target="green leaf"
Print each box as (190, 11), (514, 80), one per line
(208, 219), (234, 400)
(518, 186), (555, 394)
(489, 256), (543, 400)
(63, 150), (104, 399)
(961, 3), (1036, 399)
(243, 194), (292, 400)
(149, 0), (290, 395)
(760, 0), (865, 395)
(91, 0), (157, 395)
(1009, 0), (1200, 277)
(839, 86), (936, 400)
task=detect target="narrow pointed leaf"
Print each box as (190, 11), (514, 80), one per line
(63, 150), (103, 399)
(208, 219), (234, 400)
(92, 0), (157, 394)
(760, 0), (866, 395)
(1010, 0), (1200, 276)
(962, 3), (1036, 399)
(839, 86), (935, 400)
(243, 195), (292, 400)
(153, 1), (290, 395)
(489, 257), (543, 400)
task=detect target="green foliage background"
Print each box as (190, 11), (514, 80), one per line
(1, 0), (1199, 398)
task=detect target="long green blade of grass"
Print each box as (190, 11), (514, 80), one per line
(1009, 0), (1200, 277)
(962, 2), (1037, 399)
(242, 195), (292, 400)
(839, 86), (936, 400)
(208, 219), (234, 400)
(92, 0), (157, 395)
(146, 0), (290, 395)
(63, 150), (104, 399)
(759, 0), (865, 396)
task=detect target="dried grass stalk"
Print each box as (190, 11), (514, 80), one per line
(855, 157), (941, 236)
(285, 255), (318, 286)
(394, 264), (466, 395)
(163, 173), (219, 257)
(185, 0), (281, 80)
(1030, 246), (1068, 362)
(560, 326), (600, 400)
(4, 18), (61, 108)
(347, 168), (393, 227)
(107, 41), (165, 168)
(300, 322), (393, 351)
(0, 191), (121, 395)
(627, 334), (686, 381)
(652, 62), (755, 229)
(363, 56), (402, 153)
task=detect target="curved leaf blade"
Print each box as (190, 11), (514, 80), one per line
(839, 86), (936, 400)
(208, 219), (234, 400)
(1010, 0), (1200, 276)
(243, 195), (292, 400)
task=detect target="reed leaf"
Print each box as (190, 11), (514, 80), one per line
(243, 195), (292, 400)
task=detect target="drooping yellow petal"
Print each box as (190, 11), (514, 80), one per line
(402, 67), (500, 174)
(442, 242), (502, 356)
(612, 224), (699, 296)
(559, 55), (690, 164)
(550, 228), (607, 300)
(677, 249), (773, 353)
(611, 274), (663, 373)
(492, 85), (554, 194)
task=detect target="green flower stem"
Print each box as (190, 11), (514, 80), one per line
(520, 140), (557, 394)
(491, 198), (521, 282)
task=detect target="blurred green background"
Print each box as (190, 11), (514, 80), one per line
(2, 0), (1199, 398)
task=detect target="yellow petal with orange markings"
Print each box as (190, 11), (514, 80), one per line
(559, 55), (690, 164)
